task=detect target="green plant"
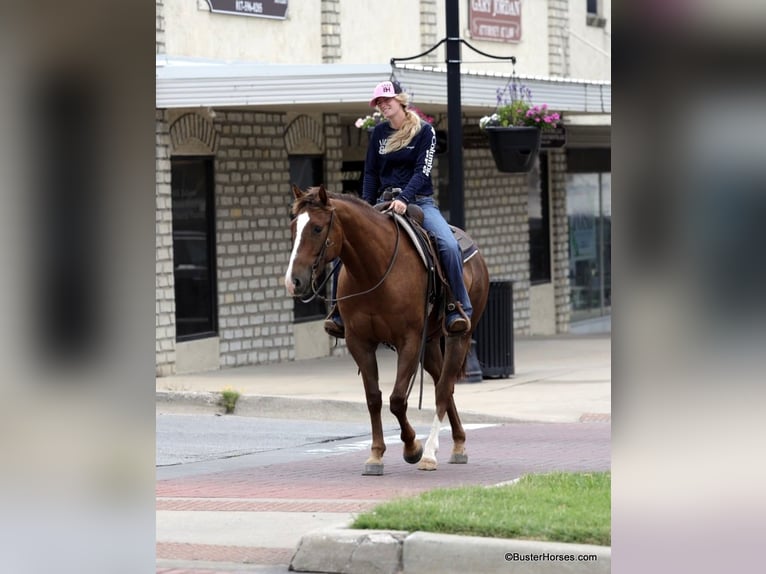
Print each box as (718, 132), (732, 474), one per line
(479, 82), (561, 131)
(352, 471), (610, 545)
(220, 387), (240, 414)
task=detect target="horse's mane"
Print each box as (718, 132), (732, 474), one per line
(292, 186), (379, 217)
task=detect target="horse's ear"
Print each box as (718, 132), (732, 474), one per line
(317, 184), (328, 205)
(291, 184), (305, 200)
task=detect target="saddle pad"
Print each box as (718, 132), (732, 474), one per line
(392, 214), (479, 267)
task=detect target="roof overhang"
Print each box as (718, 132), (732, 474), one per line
(156, 55), (611, 118)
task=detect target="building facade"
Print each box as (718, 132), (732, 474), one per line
(155, 0), (611, 375)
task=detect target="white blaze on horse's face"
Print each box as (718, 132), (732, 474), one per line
(284, 212), (310, 295)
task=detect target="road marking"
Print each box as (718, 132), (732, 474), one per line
(304, 423), (497, 454)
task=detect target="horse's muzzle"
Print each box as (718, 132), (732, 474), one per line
(284, 272), (311, 298)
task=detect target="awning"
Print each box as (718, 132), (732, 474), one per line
(156, 55), (611, 117)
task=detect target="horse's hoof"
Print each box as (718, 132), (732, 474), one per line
(449, 453), (468, 464)
(403, 442), (424, 464)
(363, 463), (384, 476)
(417, 457), (438, 471)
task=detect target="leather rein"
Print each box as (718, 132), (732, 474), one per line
(300, 207), (402, 304)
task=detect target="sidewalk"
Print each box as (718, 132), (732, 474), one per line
(156, 334), (611, 573)
(156, 334), (611, 424)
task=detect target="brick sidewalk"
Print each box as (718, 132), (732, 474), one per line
(157, 422), (610, 571)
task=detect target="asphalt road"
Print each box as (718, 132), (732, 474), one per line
(157, 413), (404, 472)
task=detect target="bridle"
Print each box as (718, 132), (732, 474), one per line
(299, 205), (402, 304)
(299, 208), (336, 304)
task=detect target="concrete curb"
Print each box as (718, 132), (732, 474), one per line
(290, 528), (610, 574)
(156, 391), (525, 424)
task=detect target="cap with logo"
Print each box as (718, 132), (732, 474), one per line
(369, 80), (402, 107)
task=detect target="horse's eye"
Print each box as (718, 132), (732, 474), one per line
(312, 225), (323, 234)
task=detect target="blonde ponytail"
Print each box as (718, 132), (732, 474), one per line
(384, 94), (423, 154)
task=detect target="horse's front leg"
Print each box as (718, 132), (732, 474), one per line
(389, 342), (423, 465)
(419, 334), (471, 471)
(346, 338), (386, 475)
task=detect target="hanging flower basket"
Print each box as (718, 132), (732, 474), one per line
(484, 126), (542, 173)
(479, 79), (561, 174)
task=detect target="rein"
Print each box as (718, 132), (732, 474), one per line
(301, 206), (402, 304)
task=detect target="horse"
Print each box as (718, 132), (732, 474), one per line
(284, 184), (489, 474)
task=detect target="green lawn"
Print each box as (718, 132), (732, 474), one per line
(351, 471), (610, 546)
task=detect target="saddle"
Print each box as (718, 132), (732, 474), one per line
(374, 197), (479, 324)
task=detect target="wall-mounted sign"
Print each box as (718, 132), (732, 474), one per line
(206, 0), (288, 20)
(469, 0), (522, 43)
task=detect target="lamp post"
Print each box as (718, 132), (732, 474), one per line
(445, 0), (464, 230)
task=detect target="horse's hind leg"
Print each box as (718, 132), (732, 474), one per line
(346, 339), (386, 475)
(389, 342), (423, 465)
(419, 335), (470, 471)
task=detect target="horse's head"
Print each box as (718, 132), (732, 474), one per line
(284, 184), (342, 298)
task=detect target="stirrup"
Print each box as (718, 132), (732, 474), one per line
(445, 301), (471, 334)
(323, 307), (345, 338)
(447, 315), (470, 334)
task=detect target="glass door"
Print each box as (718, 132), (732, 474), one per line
(567, 172), (611, 321)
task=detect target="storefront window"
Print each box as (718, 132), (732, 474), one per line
(567, 172), (611, 321)
(171, 157), (218, 340)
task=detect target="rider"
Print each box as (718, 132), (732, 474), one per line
(324, 79), (472, 338)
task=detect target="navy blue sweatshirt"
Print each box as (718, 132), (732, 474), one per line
(362, 120), (436, 205)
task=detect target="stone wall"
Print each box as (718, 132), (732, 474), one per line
(548, 0), (570, 77)
(155, 109), (175, 375)
(463, 146), (531, 336)
(321, 0), (341, 63)
(420, 0), (439, 65)
(213, 110), (294, 366)
(549, 150), (571, 333)
(156, 0), (165, 54)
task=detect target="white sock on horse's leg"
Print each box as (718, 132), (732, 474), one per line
(421, 413), (441, 463)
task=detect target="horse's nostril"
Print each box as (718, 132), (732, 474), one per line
(292, 277), (301, 288)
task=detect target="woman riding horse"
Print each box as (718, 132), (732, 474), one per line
(324, 79), (472, 338)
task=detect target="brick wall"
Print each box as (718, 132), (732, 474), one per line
(548, 0), (570, 77)
(463, 141), (531, 336)
(213, 110), (295, 366)
(155, 109), (175, 375)
(549, 150), (571, 332)
(322, 0), (341, 63)
(156, 0), (165, 54)
(420, 0), (439, 65)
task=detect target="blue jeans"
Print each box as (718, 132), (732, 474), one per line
(403, 197), (472, 319)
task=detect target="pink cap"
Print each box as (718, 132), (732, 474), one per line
(369, 80), (401, 107)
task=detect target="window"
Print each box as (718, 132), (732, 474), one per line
(566, 149), (611, 321)
(289, 155), (328, 322)
(171, 157), (218, 340)
(529, 153), (551, 284)
(586, 0), (607, 27)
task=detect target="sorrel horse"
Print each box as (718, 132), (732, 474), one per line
(284, 185), (489, 474)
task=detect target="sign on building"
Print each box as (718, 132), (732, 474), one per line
(469, 0), (522, 43)
(206, 0), (288, 20)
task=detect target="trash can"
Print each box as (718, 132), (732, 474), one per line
(474, 280), (515, 378)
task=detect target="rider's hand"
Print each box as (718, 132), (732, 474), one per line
(392, 199), (407, 215)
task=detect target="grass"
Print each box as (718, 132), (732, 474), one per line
(351, 471), (610, 546)
(219, 387), (241, 414)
